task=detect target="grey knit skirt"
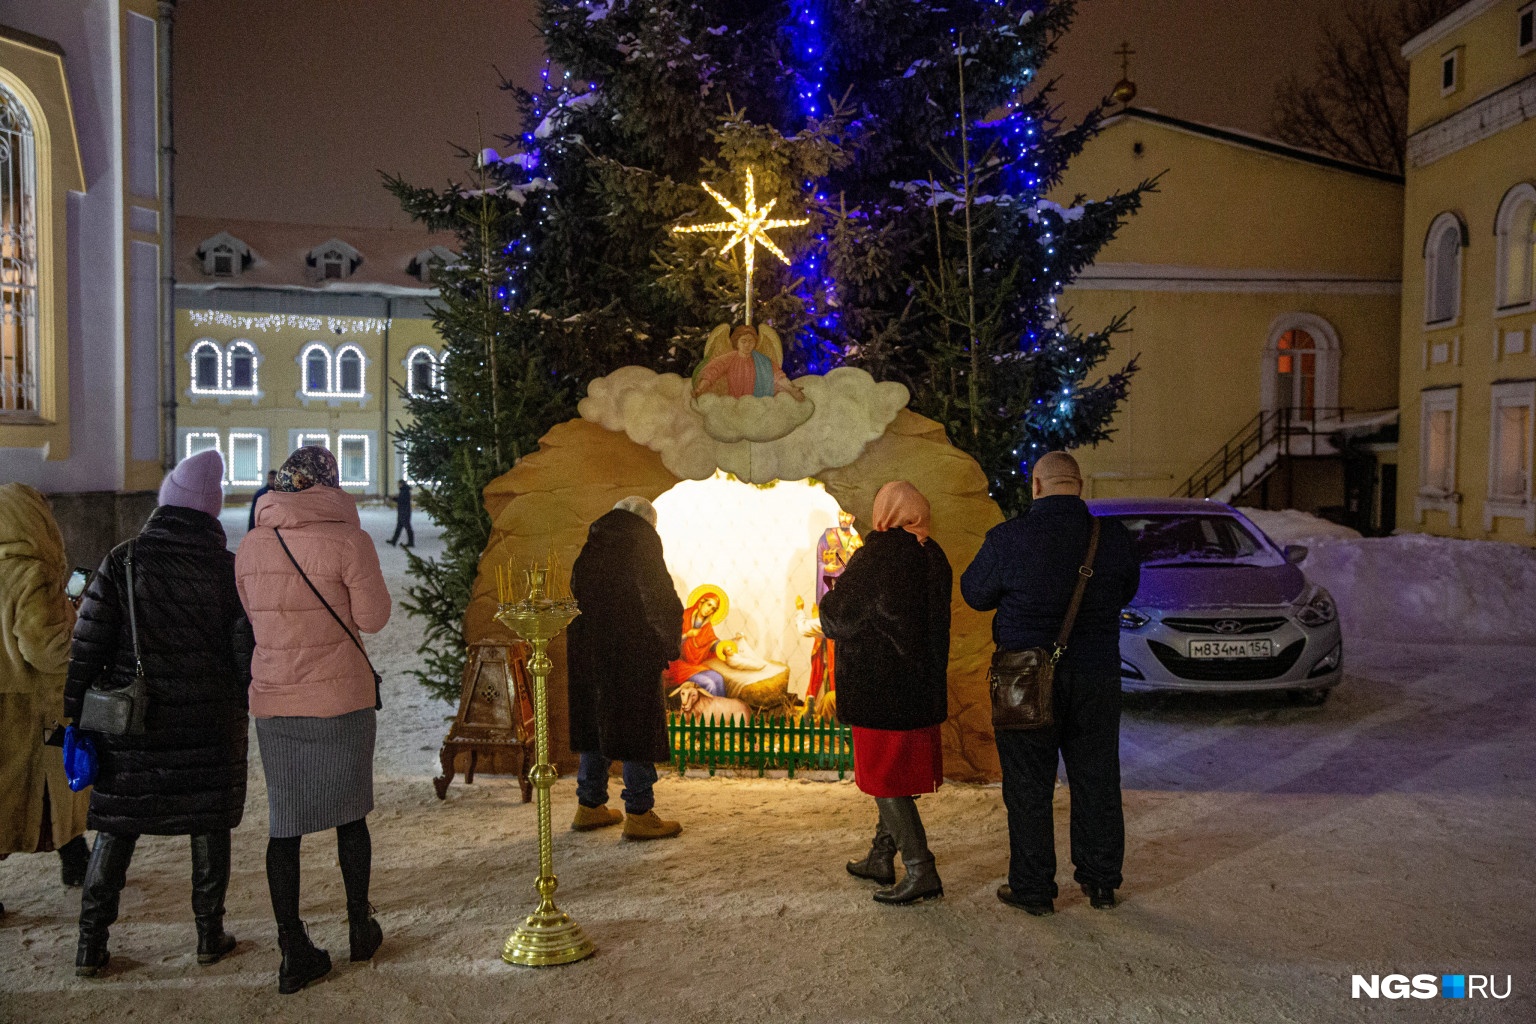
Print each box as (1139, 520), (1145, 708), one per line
(256, 708), (376, 838)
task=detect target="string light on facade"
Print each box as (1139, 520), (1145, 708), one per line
(188, 309), (390, 336)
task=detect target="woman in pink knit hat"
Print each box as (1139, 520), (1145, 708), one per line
(235, 445), (390, 995)
(66, 448), (253, 976)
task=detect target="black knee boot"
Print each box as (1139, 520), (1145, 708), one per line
(77, 832), (138, 976)
(846, 815), (897, 885)
(191, 832), (237, 965)
(59, 835), (90, 888)
(872, 797), (943, 905)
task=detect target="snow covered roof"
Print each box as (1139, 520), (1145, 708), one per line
(177, 216), (457, 295)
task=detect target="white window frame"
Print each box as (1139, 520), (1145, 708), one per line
(1487, 381), (1536, 530)
(224, 339), (261, 395)
(187, 338), (263, 402)
(210, 246), (236, 278)
(1440, 47), (1462, 96)
(298, 342), (332, 397)
(335, 430), (374, 489)
(182, 429), (222, 463)
(1416, 387), (1461, 526)
(403, 345), (439, 396)
(226, 430), (269, 487)
(334, 343), (367, 396)
(189, 339), (223, 393)
(290, 429), (331, 453)
(0, 83), (39, 416)
(1519, 2), (1535, 56)
(1495, 182), (1536, 313)
(397, 448), (420, 486)
(1424, 212), (1465, 327)
(196, 231), (251, 278)
(321, 251), (347, 279)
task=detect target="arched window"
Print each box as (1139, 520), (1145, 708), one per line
(405, 346), (437, 396)
(227, 340), (257, 392)
(1275, 329), (1317, 416)
(301, 343), (331, 394)
(1264, 314), (1340, 419)
(1424, 213), (1465, 325)
(191, 340), (222, 391)
(1496, 183), (1536, 310)
(336, 345), (364, 394)
(1, 83), (38, 415)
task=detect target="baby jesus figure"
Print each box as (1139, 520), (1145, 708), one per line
(692, 323), (806, 401)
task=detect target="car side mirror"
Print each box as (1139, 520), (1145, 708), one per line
(1283, 544), (1308, 564)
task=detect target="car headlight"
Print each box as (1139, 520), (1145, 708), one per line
(1120, 607), (1150, 630)
(1296, 586), (1337, 627)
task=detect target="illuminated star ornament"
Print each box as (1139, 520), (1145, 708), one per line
(672, 170), (809, 325)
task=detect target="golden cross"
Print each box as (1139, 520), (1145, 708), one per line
(672, 169), (809, 325)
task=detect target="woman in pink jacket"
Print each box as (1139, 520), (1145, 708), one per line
(235, 446), (390, 995)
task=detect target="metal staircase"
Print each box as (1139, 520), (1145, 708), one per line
(1174, 407), (1345, 503)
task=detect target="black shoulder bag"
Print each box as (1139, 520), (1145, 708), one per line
(989, 518), (1100, 731)
(79, 541), (150, 735)
(274, 528), (383, 711)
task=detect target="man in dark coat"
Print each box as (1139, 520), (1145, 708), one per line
(387, 480), (413, 548)
(64, 450), (252, 974)
(961, 451), (1140, 916)
(248, 470), (276, 531)
(566, 496), (684, 840)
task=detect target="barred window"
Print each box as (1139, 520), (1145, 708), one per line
(1, 85), (38, 415)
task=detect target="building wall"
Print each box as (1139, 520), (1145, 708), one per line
(1054, 114), (1404, 499)
(173, 303), (442, 497)
(1399, 0), (1536, 544)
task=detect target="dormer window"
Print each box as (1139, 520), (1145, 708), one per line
(195, 231), (253, 279)
(306, 238), (363, 282)
(407, 245), (458, 284)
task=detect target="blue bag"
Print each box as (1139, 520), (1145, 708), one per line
(63, 725), (98, 792)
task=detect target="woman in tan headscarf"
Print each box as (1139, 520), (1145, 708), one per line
(0, 483), (91, 914)
(819, 481), (952, 905)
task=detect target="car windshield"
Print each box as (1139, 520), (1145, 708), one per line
(1111, 514), (1282, 567)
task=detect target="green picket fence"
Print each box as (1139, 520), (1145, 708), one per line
(667, 712), (853, 779)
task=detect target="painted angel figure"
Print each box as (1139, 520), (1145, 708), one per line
(692, 323), (807, 401)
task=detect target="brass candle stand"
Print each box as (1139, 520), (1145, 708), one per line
(493, 561), (594, 967)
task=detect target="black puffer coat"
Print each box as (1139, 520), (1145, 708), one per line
(567, 509), (682, 763)
(64, 506), (251, 835)
(821, 528), (952, 732)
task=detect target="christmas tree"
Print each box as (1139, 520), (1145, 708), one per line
(388, 0), (1150, 700)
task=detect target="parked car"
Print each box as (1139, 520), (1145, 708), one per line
(1088, 497), (1342, 702)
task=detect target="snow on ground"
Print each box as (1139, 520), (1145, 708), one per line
(1, 505), (1533, 1022)
(1242, 507), (1536, 646)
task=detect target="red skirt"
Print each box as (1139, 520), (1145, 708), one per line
(852, 724), (943, 797)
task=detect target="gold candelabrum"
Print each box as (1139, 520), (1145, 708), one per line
(493, 558), (594, 967)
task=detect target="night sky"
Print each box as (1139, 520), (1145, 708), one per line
(173, 0), (1342, 229)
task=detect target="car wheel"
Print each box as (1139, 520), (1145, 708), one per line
(1288, 687), (1331, 706)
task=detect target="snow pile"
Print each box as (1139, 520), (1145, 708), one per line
(577, 365), (909, 484)
(1237, 507), (1362, 545)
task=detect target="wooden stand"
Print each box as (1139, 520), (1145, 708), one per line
(434, 640), (536, 801)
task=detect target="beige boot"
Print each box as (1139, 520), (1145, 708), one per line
(622, 810), (682, 840)
(571, 804), (624, 831)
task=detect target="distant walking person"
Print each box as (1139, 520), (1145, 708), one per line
(566, 496), (684, 840)
(0, 484), (91, 917)
(386, 481), (413, 548)
(961, 452), (1139, 915)
(821, 481), (952, 905)
(64, 450), (252, 976)
(249, 470), (277, 531)
(236, 446), (391, 994)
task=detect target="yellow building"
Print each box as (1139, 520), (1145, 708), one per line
(1398, 0), (1536, 543)
(1, 3), (174, 564)
(1055, 108), (1405, 531)
(174, 217), (455, 497)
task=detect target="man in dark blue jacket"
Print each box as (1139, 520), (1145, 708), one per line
(961, 451), (1140, 915)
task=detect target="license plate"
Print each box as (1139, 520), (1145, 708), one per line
(1187, 639), (1274, 659)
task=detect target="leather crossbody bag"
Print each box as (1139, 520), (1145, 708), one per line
(79, 541), (150, 735)
(989, 518), (1101, 731)
(274, 528), (383, 711)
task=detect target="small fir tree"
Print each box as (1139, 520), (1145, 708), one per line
(388, 0), (1150, 700)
